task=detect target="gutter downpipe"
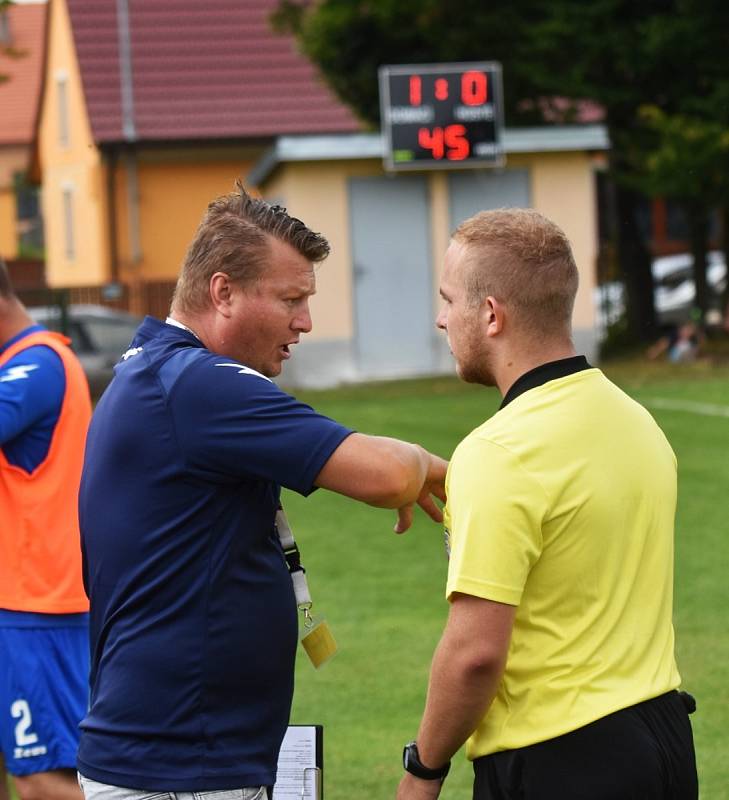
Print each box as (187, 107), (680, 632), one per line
(116, 0), (142, 311)
(106, 147), (119, 284)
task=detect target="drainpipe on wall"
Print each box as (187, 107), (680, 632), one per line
(106, 147), (119, 284)
(115, 0), (143, 313)
(124, 148), (142, 267)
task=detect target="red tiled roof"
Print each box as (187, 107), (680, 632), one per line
(0, 3), (47, 146)
(65, 0), (363, 144)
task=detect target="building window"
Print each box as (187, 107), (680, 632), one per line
(13, 173), (44, 258)
(0, 11), (11, 46)
(62, 188), (75, 260)
(57, 74), (70, 148)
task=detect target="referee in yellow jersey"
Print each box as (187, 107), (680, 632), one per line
(397, 208), (697, 800)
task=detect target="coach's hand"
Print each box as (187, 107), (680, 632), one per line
(394, 453), (447, 533)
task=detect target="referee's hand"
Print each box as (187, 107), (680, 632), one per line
(396, 773), (443, 799)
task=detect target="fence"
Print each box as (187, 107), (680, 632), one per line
(17, 280), (176, 321)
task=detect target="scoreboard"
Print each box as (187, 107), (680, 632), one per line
(378, 62), (505, 171)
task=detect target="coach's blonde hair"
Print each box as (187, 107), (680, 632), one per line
(453, 208), (578, 339)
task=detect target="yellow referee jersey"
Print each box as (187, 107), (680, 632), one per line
(445, 366), (681, 759)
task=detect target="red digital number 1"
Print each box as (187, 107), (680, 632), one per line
(409, 75), (422, 106)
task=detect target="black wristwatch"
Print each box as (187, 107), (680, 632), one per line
(402, 741), (451, 781)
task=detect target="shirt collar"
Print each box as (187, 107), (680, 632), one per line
(500, 355), (592, 409)
(165, 316), (202, 342)
(1, 324), (45, 355)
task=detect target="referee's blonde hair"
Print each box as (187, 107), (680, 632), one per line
(453, 208), (578, 339)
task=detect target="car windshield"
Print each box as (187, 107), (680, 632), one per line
(81, 317), (139, 358)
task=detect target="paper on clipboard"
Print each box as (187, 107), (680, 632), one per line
(272, 724), (323, 799)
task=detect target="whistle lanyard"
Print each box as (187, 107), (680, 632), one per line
(275, 507), (313, 623)
(276, 506), (339, 669)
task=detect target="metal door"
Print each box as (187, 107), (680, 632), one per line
(448, 169), (530, 229)
(349, 176), (434, 377)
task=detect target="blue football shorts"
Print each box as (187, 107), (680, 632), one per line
(0, 611), (89, 776)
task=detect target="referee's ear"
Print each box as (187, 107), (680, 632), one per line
(483, 296), (505, 338)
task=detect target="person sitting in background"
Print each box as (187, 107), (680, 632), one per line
(647, 320), (703, 363)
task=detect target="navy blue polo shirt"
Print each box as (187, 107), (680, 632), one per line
(77, 317), (353, 791)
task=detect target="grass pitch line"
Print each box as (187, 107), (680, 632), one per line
(642, 397), (729, 419)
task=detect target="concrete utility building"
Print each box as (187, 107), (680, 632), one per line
(34, 0), (607, 386)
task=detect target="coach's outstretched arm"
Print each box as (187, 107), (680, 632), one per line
(314, 433), (448, 533)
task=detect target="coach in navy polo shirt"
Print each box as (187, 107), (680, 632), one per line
(76, 185), (447, 800)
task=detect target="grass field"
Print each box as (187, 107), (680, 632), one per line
(282, 358), (729, 800)
(6, 359), (727, 799)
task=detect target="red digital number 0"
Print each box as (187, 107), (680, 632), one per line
(461, 71), (488, 106)
(445, 125), (469, 160)
(418, 127), (445, 159)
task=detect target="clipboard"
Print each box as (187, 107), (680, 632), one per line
(272, 724), (323, 799)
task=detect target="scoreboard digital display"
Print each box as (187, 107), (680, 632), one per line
(378, 62), (505, 171)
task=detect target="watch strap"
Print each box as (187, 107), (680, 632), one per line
(402, 741), (451, 781)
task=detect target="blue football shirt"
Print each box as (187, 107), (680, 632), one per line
(77, 317), (353, 790)
(0, 325), (66, 473)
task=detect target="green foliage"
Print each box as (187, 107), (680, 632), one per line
(598, 315), (642, 361)
(17, 241), (45, 260)
(633, 108), (729, 205)
(272, 0), (728, 134)
(620, 0), (729, 228)
(271, 0), (555, 126)
(283, 371), (729, 798)
(272, 0), (729, 342)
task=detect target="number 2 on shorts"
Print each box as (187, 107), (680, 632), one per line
(11, 699), (39, 746)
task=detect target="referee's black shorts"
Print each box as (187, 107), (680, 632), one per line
(472, 690), (697, 799)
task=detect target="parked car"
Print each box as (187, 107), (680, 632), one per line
(594, 251), (727, 333)
(28, 304), (143, 397)
(652, 251), (726, 326)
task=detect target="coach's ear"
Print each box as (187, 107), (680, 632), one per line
(483, 295), (505, 338)
(209, 272), (234, 318)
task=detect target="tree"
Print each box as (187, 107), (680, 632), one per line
(273, 0), (574, 127)
(627, 0), (729, 323)
(274, 0), (729, 341)
(632, 109), (729, 320)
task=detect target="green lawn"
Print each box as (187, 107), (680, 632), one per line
(6, 360), (727, 799)
(282, 360), (729, 800)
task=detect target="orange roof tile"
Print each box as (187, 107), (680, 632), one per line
(0, 2), (47, 146)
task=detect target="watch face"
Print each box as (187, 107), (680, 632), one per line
(403, 741), (450, 781)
